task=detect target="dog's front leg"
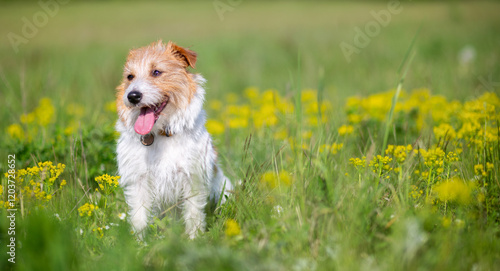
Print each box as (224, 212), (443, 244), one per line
(182, 180), (208, 239)
(124, 182), (152, 239)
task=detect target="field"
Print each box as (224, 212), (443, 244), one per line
(1, 1), (500, 270)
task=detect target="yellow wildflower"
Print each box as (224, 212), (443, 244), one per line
(347, 114), (362, 124)
(301, 89), (317, 104)
(349, 156), (366, 169)
(433, 177), (476, 204)
(329, 143), (343, 154)
(78, 203), (99, 217)
(20, 112), (35, 124)
(34, 98), (55, 127)
(433, 123), (456, 140)
(95, 174), (120, 195)
(7, 124), (24, 139)
(260, 170), (292, 189)
(225, 219), (241, 237)
(244, 87), (259, 101)
(369, 155), (393, 177)
(206, 119), (225, 135)
(410, 185), (423, 199)
(93, 227), (104, 238)
(228, 118), (249, 129)
(338, 125), (354, 136)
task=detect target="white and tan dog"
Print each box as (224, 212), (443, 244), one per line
(115, 40), (232, 239)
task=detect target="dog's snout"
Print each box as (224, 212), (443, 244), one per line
(127, 91), (142, 104)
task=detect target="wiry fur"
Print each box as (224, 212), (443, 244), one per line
(115, 41), (232, 239)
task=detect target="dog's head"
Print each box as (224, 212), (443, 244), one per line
(116, 40), (199, 135)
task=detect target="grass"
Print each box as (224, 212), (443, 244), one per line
(1, 1), (500, 270)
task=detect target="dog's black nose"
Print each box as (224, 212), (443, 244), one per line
(127, 91), (142, 104)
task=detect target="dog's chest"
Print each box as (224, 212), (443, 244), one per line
(117, 133), (197, 185)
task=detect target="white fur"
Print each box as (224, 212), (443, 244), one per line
(116, 75), (232, 239)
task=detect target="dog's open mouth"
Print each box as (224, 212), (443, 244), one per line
(134, 99), (168, 135)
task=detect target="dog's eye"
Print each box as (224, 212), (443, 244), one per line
(127, 74), (134, 81)
(152, 70), (162, 77)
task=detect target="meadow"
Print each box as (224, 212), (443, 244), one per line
(1, 1), (500, 270)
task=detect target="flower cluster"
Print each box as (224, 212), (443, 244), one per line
(344, 90), (500, 151)
(206, 88), (335, 146)
(95, 174), (120, 195)
(368, 155), (394, 178)
(347, 90), (498, 216)
(7, 98), (56, 141)
(78, 203), (99, 217)
(1, 161), (66, 209)
(385, 144), (413, 164)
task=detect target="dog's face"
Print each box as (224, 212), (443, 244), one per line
(116, 40), (197, 135)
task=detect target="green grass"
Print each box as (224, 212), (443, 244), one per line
(1, 1), (500, 270)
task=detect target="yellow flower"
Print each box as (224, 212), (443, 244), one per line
(321, 143), (343, 154)
(228, 118), (248, 129)
(34, 98), (55, 127)
(225, 219), (241, 237)
(93, 227), (104, 238)
(95, 174), (120, 195)
(338, 125), (354, 136)
(253, 105), (278, 128)
(433, 177), (476, 204)
(301, 89), (317, 104)
(410, 185), (423, 199)
(419, 147), (445, 169)
(474, 164), (487, 177)
(206, 119), (225, 135)
(260, 170), (292, 189)
(433, 123), (456, 140)
(7, 124), (24, 139)
(260, 89), (278, 105)
(385, 144), (412, 163)
(347, 114), (362, 124)
(349, 156), (366, 168)
(368, 155), (393, 176)
(224, 105), (251, 129)
(78, 203), (99, 217)
(20, 112), (35, 124)
(244, 87), (259, 101)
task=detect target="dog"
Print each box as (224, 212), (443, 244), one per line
(115, 40), (232, 239)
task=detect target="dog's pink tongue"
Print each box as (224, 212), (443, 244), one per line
(134, 107), (155, 135)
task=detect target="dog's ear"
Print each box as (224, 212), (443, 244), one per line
(167, 41), (197, 69)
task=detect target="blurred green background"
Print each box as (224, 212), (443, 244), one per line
(1, 0), (499, 133)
